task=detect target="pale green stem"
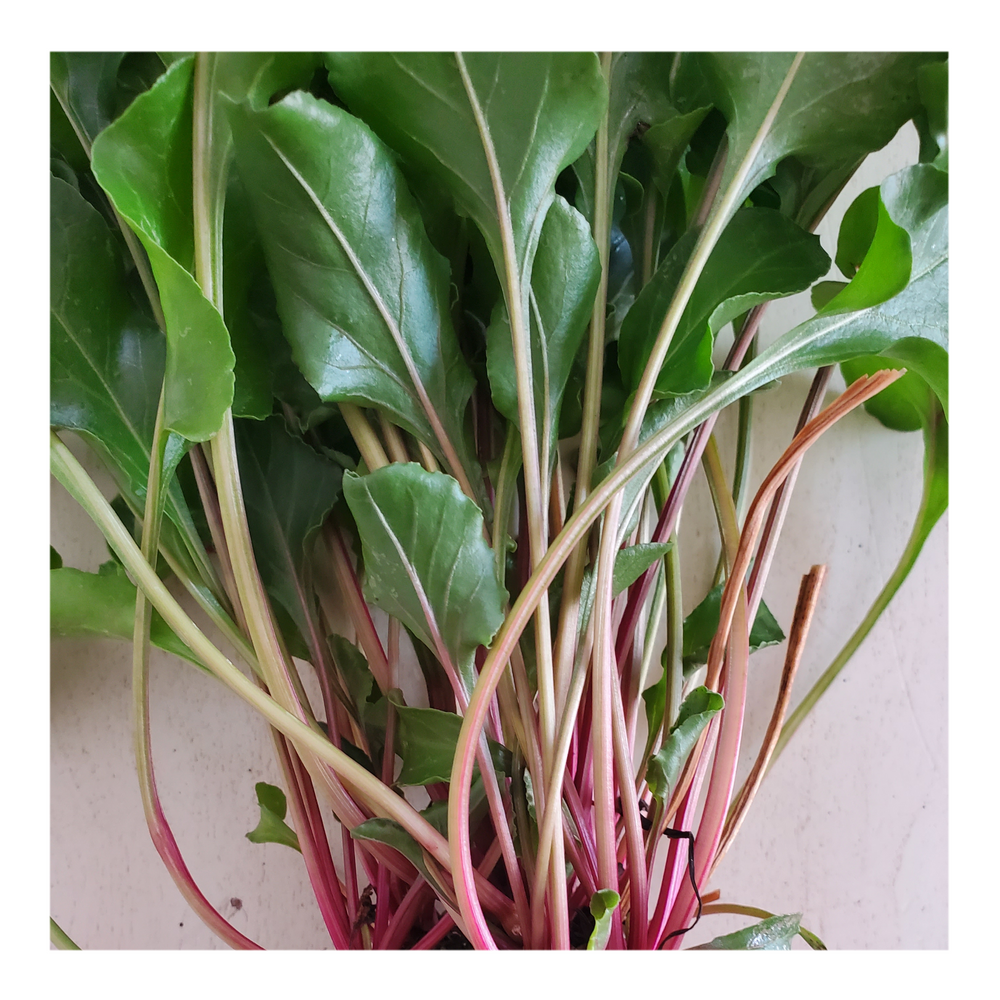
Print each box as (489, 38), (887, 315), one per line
(340, 403), (389, 471)
(51, 431), (515, 931)
(50, 917), (80, 950)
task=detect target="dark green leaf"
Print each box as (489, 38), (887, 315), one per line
(328, 634), (384, 742)
(612, 542), (673, 597)
(326, 53), (606, 309)
(618, 208), (829, 397)
(246, 782), (301, 852)
(388, 692), (510, 786)
(50, 53), (125, 151)
(350, 819), (442, 892)
(343, 464), (507, 695)
(50, 547), (63, 570)
(114, 53), (168, 117)
(228, 92), (475, 473)
(647, 686), (724, 803)
(420, 775), (489, 837)
(587, 889), (620, 951)
(91, 57), (235, 441)
(49, 176), (200, 545)
(486, 195), (601, 458)
(235, 416), (343, 658)
(916, 60), (948, 169)
(51, 565), (201, 669)
(692, 912), (801, 950)
(682, 583), (785, 668)
(699, 53), (932, 226)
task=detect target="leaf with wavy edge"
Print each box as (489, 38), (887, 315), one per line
(343, 464), (507, 696)
(91, 56), (234, 442)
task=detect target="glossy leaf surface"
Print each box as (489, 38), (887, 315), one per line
(618, 208), (829, 396)
(229, 92), (475, 470)
(343, 464), (507, 693)
(91, 57), (234, 441)
(326, 52), (606, 301)
(50, 53), (125, 151)
(50, 177), (198, 540)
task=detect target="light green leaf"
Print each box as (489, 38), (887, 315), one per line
(343, 464), (507, 695)
(647, 686), (724, 803)
(228, 91), (475, 475)
(91, 56), (234, 441)
(51, 565), (201, 669)
(235, 416), (343, 658)
(682, 583), (785, 668)
(613, 542), (673, 597)
(246, 782), (300, 852)
(779, 165), (948, 416)
(691, 912), (801, 950)
(486, 195), (601, 458)
(326, 52), (606, 312)
(587, 889), (621, 951)
(618, 208), (829, 397)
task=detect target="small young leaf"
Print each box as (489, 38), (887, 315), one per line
(647, 686), (724, 803)
(613, 541), (673, 597)
(691, 912), (801, 950)
(682, 583), (785, 668)
(246, 782), (300, 852)
(587, 889), (621, 951)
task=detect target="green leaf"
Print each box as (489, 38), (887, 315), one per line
(587, 889), (621, 951)
(613, 542), (673, 597)
(51, 565), (201, 669)
(350, 819), (446, 896)
(618, 207), (829, 397)
(343, 464), (507, 695)
(642, 106), (713, 203)
(691, 912), (802, 950)
(234, 416), (343, 658)
(915, 60), (948, 169)
(326, 52), (607, 312)
(682, 583), (785, 668)
(91, 56), (235, 441)
(49, 176), (200, 545)
(50, 53), (125, 151)
(699, 52), (933, 226)
(387, 692), (509, 786)
(246, 782), (301, 852)
(486, 195), (601, 457)
(840, 357), (932, 434)
(783, 165), (948, 416)
(50, 546), (63, 570)
(228, 92), (475, 474)
(420, 775), (490, 837)
(646, 686), (724, 803)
